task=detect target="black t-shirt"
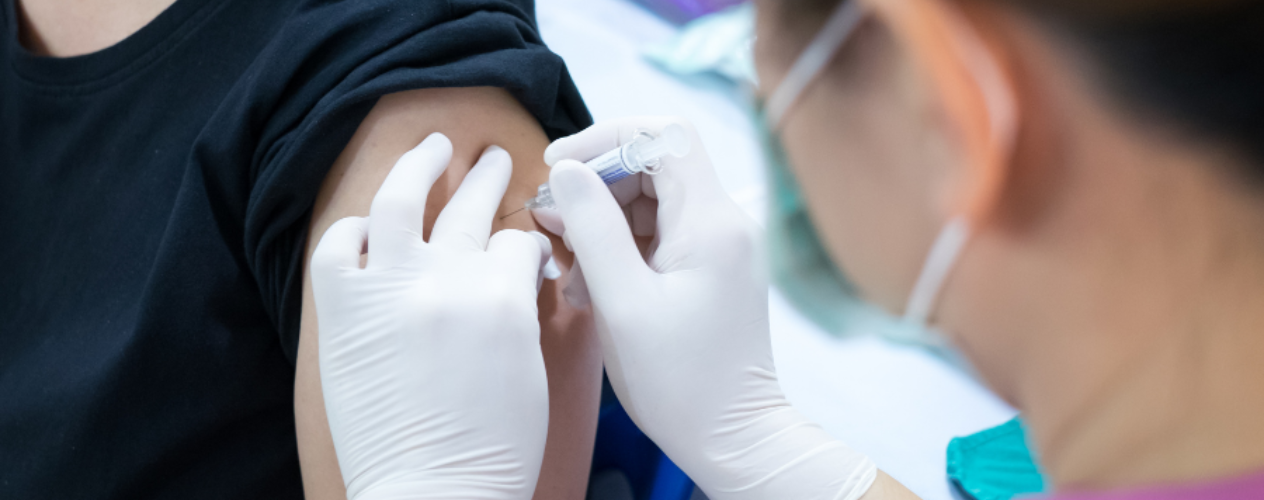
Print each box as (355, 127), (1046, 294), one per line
(0, 0), (591, 497)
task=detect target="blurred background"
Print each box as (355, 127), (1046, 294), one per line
(534, 0), (1019, 499)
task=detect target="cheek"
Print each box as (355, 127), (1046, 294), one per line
(753, 42), (787, 99)
(780, 85), (943, 312)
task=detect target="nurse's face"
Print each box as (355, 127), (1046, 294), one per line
(752, 0), (1041, 401)
(752, 0), (956, 315)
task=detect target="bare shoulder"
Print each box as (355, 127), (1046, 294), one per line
(293, 86), (597, 500)
(309, 86), (553, 242)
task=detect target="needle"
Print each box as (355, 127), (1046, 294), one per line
(500, 207), (527, 220)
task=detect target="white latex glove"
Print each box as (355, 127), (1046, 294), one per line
(311, 133), (553, 500)
(539, 118), (878, 500)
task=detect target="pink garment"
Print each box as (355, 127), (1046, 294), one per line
(1043, 471), (1264, 500)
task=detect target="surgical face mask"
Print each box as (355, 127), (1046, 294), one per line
(757, 0), (975, 373)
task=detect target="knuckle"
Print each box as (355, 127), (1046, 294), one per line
(447, 230), (485, 251)
(423, 282), (534, 330)
(496, 228), (532, 246)
(493, 228), (527, 242)
(493, 230), (537, 256)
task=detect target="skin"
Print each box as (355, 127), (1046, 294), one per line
(17, 2), (601, 499)
(16, 0), (175, 56)
(755, 0), (1264, 496)
(297, 87), (600, 500)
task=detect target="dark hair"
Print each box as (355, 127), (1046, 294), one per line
(779, 0), (1264, 180)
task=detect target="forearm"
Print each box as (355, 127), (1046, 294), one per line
(671, 400), (917, 500)
(502, 139), (602, 500)
(531, 278), (602, 500)
(685, 405), (879, 500)
(862, 471), (922, 500)
(476, 93), (602, 500)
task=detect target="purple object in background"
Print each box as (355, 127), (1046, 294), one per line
(631, 0), (748, 24)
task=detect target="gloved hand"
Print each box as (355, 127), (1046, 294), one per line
(311, 133), (553, 500)
(540, 118), (878, 500)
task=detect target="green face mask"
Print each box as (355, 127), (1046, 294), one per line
(758, 111), (880, 334)
(756, 0), (974, 373)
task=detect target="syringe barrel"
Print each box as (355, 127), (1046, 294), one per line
(586, 145), (641, 185)
(524, 147), (635, 210)
(523, 125), (692, 211)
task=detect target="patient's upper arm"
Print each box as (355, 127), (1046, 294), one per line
(293, 86), (600, 500)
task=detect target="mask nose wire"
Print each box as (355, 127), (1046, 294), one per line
(764, 0), (866, 129)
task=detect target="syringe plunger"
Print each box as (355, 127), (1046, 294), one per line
(629, 124), (690, 172)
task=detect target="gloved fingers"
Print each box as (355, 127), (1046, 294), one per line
(629, 196), (657, 238)
(429, 145), (511, 251)
(546, 116), (721, 218)
(549, 159), (650, 297)
(529, 174), (644, 240)
(529, 206), (565, 237)
(543, 116), (681, 167)
(561, 261), (590, 308)
(487, 229), (552, 295)
(642, 172), (658, 200)
(609, 173), (645, 206)
(534, 117), (682, 238)
(537, 233), (562, 292)
(642, 122), (724, 204)
(310, 216), (369, 286)
(368, 133), (453, 269)
(541, 253), (561, 282)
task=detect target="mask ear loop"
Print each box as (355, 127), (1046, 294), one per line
(891, 0), (1018, 326)
(903, 217), (971, 326)
(764, 0), (866, 129)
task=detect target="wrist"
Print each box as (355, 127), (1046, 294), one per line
(685, 406), (878, 500)
(353, 478), (537, 500)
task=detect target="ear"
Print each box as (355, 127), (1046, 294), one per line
(864, 0), (1019, 223)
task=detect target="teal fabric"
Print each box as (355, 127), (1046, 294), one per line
(948, 418), (1046, 500)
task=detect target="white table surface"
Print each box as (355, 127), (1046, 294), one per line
(535, 1), (1019, 498)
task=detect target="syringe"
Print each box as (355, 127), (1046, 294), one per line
(506, 124), (691, 217)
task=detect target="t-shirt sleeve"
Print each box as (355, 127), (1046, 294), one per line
(240, 0), (593, 363)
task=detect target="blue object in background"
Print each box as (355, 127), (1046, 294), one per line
(947, 418), (1046, 500)
(589, 377), (697, 500)
(631, 0), (748, 24)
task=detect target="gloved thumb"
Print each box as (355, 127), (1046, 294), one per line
(549, 159), (649, 300)
(487, 229), (552, 296)
(529, 205), (565, 237)
(311, 216), (369, 290)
